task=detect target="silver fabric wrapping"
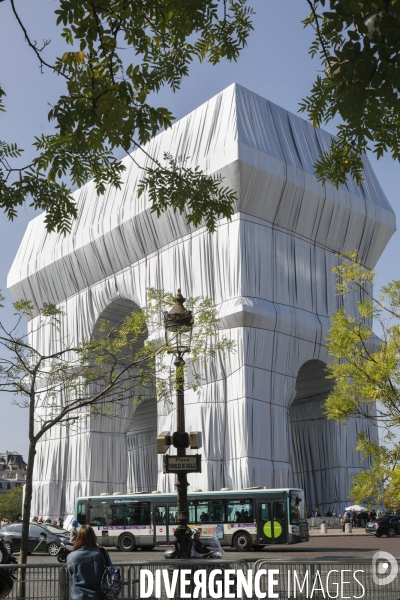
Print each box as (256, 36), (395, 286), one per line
(7, 84), (396, 518)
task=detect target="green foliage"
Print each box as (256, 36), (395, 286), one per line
(1, 288), (234, 432)
(138, 153), (237, 232)
(326, 251), (400, 504)
(301, 0), (400, 187)
(0, 0), (253, 233)
(0, 487), (23, 523)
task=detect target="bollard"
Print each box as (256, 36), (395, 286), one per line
(321, 523), (328, 534)
(345, 522), (352, 534)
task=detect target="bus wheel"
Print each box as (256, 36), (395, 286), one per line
(233, 532), (252, 551)
(118, 533), (136, 552)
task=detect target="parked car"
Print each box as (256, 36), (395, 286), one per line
(365, 515), (400, 537)
(0, 522), (70, 556)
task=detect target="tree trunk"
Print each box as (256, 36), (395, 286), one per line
(17, 411), (36, 598)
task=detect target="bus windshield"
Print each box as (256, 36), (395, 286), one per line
(290, 492), (306, 523)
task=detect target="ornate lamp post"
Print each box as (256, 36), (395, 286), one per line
(163, 290), (195, 558)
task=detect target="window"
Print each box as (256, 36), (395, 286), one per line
(226, 500), (253, 523)
(89, 502), (112, 527)
(196, 501), (224, 523)
(29, 525), (45, 536)
(290, 493), (305, 524)
(110, 502), (151, 526)
(168, 503), (196, 524)
(155, 506), (166, 525)
(12, 524), (22, 533)
(77, 502), (87, 526)
(258, 503), (270, 523)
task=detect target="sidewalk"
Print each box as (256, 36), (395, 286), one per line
(309, 529), (368, 537)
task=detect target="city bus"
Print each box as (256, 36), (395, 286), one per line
(74, 487), (309, 552)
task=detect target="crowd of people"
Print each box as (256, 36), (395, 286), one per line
(340, 509), (383, 530)
(0, 516), (65, 527)
(31, 516), (64, 527)
(0, 516), (22, 526)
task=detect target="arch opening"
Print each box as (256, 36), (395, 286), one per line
(82, 298), (158, 496)
(289, 360), (335, 513)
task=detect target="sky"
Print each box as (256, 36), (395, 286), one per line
(0, 0), (398, 458)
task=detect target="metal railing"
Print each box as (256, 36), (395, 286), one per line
(0, 558), (249, 600)
(2, 557), (400, 599)
(254, 558), (400, 599)
(308, 516), (368, 530)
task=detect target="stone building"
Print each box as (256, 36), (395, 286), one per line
(0, 451), (27, 492)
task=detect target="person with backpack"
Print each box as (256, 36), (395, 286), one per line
(67, 525), (122, 600)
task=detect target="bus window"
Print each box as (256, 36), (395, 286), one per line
(90, 502), (112, 526)
(77, 501), (87, 526)
(155, 506), (166, 524)
(273, 502), (286, 523)
(168, 505), (176, 524)
(290, 492), (305, 523)
(196, 501), (224, 523)
(113, 502), (151, 526)
(226, 500), (253, 523)
(168, 503), (196, 524)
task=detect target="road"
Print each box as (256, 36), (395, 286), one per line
(24, 534), (400, 564)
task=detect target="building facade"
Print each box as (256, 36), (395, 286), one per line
(0, 451), (27, 492)
(7, 84), (396, 518)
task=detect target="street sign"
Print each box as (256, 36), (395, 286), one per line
(163, 454), (202, 474)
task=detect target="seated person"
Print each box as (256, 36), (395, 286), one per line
(200, 512), (209, 522)
(274, 503), (285, 521)
(190, 528), (208, 558)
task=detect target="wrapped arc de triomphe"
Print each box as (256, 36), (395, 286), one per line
(8, 84), (396, 519)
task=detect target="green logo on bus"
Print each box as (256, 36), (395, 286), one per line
(263, 520), (282, 538)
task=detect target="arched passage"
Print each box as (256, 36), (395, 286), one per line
(67, 297), (158, 499)
(289, 360), (335, 512)
(127, 398), (158, 493)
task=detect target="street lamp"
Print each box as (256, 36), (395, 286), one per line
(163, 290), (194, 558)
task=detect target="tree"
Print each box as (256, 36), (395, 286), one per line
(325, 251), (400, 506)
(0, 0), (253, 234)
(0, 289), (233, 591)
(0, 487), (23, 523)
(301, 0), (400, 188)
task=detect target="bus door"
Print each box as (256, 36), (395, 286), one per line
(154, 504), (168, 544)
(257, 501), (287, 544)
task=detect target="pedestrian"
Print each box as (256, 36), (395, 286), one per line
(58, 517), (64, 528)
(341, 511), (349, 532)
(69, 519), (79, 544)
(351, 510), (357, 528)
(67, 525), (110, 600)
